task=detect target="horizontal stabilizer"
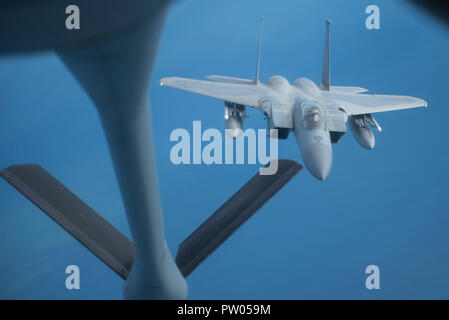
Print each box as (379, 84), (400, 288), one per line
(0, 164), (135, 279)
(175, 159), (303, 277)
(329, 86), (368, 94)
(206, 75), (255, 85)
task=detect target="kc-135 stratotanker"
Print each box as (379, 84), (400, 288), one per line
(161, 18), (427, 180)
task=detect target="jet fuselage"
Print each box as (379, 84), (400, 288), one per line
(258, 75), (334, 180)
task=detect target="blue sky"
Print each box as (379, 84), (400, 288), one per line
(0, 0), (448, 299)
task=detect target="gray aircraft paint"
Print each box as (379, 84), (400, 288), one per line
(293, 100), (332, 181)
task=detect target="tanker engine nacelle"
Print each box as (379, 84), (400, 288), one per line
(348, 113), (382, 149)
(224, 101), (246, 138)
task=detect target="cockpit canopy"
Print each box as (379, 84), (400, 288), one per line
(303, 104), (326, 130)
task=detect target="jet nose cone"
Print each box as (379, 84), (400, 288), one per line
(303, 143), (332, 181)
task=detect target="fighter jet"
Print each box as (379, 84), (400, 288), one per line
(160, 18), (428, 180)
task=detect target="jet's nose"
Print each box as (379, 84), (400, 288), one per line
(303, 143), (332, 181)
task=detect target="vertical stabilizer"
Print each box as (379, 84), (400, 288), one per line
(255, 16), (263, 85)
(320, 19), (332, 91)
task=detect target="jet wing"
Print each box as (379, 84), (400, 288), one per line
(160, 77), (270, 108)
(323, 91), (427, 115)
